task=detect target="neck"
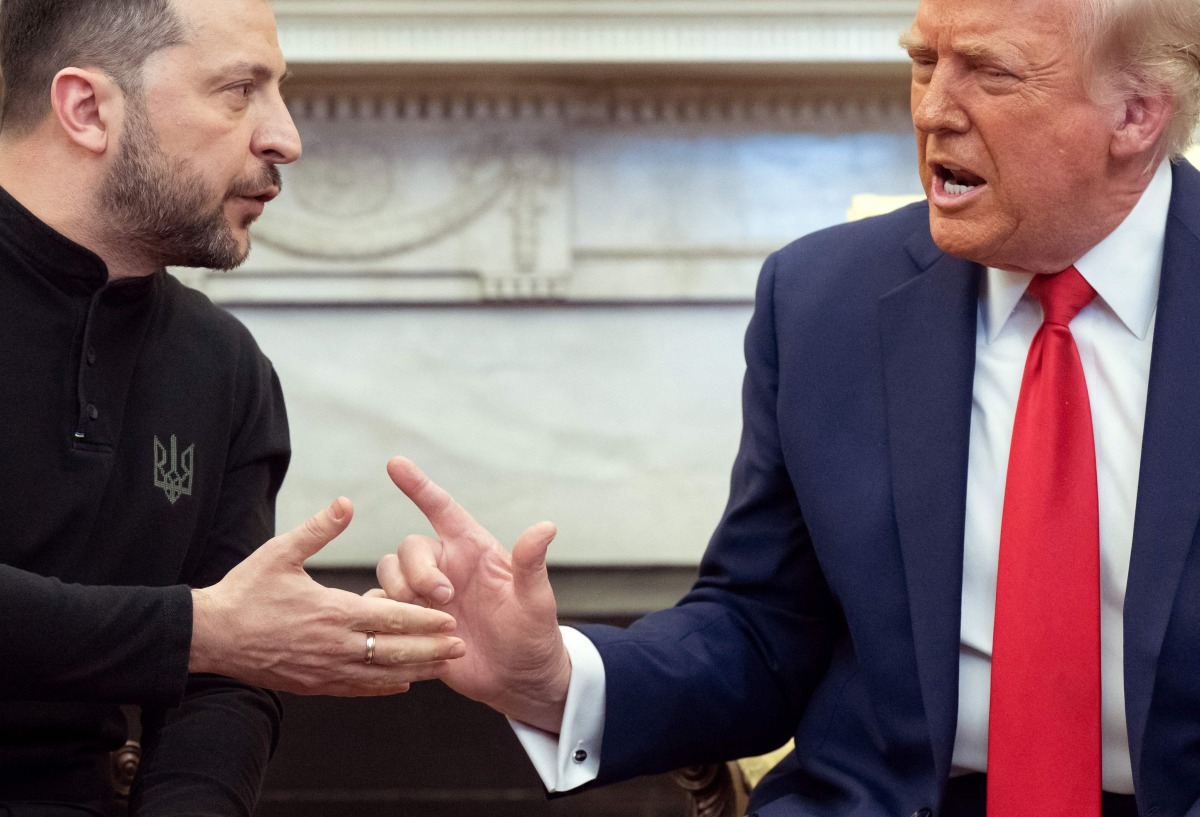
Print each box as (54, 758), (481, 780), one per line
(998, 160), (1164, 276)
(0, 130), (158, 281)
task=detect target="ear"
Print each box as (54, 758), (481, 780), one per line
(1110, 91), (1172, 161)
(49, 68), (120, 155)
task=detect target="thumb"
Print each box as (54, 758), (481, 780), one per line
(269, 497), (354, 568)
(511, 521), (557, 607)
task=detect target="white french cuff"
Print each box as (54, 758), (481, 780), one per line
(509, 625), (606, 792)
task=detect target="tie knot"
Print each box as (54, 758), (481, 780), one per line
(1028, 266), (1097, 327)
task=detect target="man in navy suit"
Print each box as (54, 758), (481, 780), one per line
(377, 0), (1200, 813)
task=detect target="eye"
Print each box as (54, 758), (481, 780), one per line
(910, 58), (936, 83)
(227, 83), (253, 101)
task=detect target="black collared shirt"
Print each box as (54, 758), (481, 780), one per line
(0, 187), (290, 814)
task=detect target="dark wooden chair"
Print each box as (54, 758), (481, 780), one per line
(672, 741), (794, 817)
(110, 705), (142, 807)
(672, 762), (748, 817)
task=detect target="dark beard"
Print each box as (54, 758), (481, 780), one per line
(96, 97), (281, 271)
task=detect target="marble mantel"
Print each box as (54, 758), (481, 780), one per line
(219, 1), (924, 565)
(184, 0), (922, 305)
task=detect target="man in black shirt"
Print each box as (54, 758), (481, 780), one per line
(0, 0), (466, 813)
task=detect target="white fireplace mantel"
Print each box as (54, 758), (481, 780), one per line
(273, 0), (920, 70)
(186, 2), (923, 306)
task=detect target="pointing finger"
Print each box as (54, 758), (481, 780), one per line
(387, 457), (480, 541)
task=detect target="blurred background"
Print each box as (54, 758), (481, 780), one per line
(185, 1), (929, 812)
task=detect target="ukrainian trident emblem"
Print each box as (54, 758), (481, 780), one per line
(153, 435), (195, 505)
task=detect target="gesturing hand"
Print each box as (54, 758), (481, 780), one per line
(189, 497), (466, 697)
(376, 457), (573, 733)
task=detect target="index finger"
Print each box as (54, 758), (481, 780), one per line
(386, 457), (481, 540)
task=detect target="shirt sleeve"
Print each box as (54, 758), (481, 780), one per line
(510, 626), (606, 792)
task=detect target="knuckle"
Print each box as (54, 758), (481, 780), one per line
(311, 603), (341, 630)
(302, 516), (327, 540)
(389, 643), (414, 665)
(400, 534), (428, 553)
(376, 553), (398, 577)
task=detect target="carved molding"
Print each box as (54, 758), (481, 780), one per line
(273, 0), (919, 68)
(191, 3), (926, 305)
(285, 82), (913, 129)
(185, 76), (918, 306)
(256, 132), (524, 261)
(184, 77), (916, 302)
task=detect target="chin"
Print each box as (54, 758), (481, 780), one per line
(928, 215), (998, 266)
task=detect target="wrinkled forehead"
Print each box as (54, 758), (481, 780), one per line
(907, 0), (1082, 48)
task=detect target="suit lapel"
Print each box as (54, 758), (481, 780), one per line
(879, 233), (979, 783)
(1125, 161), (1200, 784)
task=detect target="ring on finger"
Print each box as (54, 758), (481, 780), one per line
(364, 631), (377, 665)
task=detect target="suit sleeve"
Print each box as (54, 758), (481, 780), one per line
(577, 253), (841, 784)
(131, 356), (290, 817)
(0, 565), (192, 707)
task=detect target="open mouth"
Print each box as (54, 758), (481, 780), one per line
(935, 163), (987, 196)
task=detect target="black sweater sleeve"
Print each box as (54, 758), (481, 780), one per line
(0, 564), (191, 707)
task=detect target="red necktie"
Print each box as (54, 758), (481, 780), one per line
(988, 266), (1101, 816)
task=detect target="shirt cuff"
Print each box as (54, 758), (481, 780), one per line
(509, 626), (605, 792)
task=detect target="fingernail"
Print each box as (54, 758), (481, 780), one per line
(449, 639), (466, 657)
(328, 499), (345, 521)
(439, 618), (457, 633)
(433, 585), (453, 604)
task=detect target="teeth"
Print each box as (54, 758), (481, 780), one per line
(945, 181), (976, 195)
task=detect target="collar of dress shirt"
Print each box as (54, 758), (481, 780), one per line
(981, 160), (1172, 343)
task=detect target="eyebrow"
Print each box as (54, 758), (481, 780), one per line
(898, 29), (1023, 66)
(899, 29), (929, 54)
(215, 60), (291, 86)
(952, 37), (1023, 65)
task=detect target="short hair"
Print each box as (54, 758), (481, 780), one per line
(1074, 0), (1200, 162)
(0, 0), (187, 137)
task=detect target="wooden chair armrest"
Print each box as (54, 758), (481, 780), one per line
(671, 762), (749, 817)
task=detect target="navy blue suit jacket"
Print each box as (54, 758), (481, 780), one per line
(579, 160), (1200, 817)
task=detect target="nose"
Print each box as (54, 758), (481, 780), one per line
(253, 93), (303, 165)
(911, 63), (969, 135)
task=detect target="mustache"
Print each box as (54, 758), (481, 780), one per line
(227, 164), (282, 199)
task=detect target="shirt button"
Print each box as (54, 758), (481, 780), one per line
(572, 749), (588, 763)
(86, 404), (99, 420)
(86, 348), (97, 365)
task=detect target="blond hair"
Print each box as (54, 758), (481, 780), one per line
(1074, 0), (1200, 161)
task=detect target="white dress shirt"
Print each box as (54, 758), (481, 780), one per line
(954, 161), (1169, 791)
(516, 161), (1172, 794)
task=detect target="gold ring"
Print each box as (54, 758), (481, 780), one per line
(364, 631), (376, 665)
